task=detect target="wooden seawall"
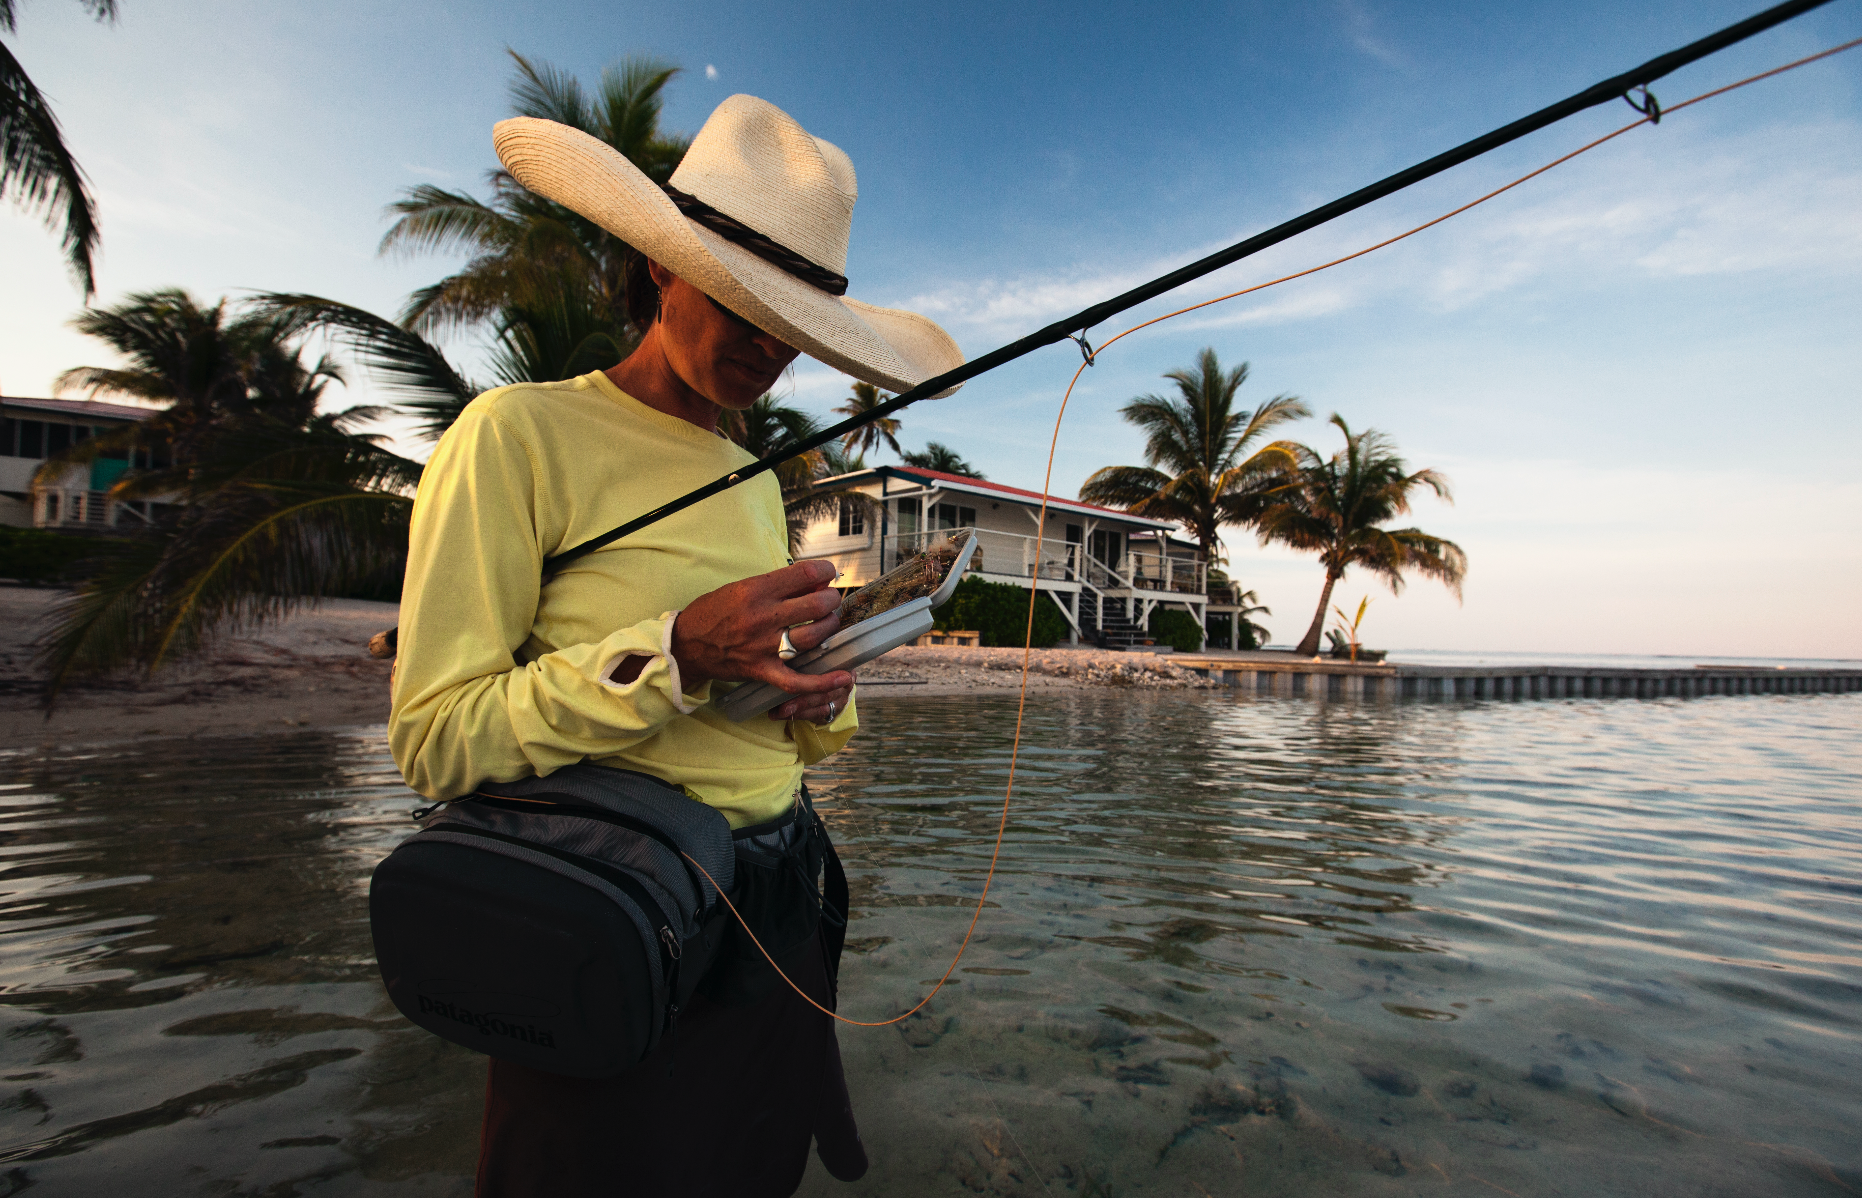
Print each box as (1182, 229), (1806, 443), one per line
(1167, 653), (1862, 701)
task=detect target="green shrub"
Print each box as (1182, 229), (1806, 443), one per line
(1148, 607), (1205, 652)
(0, 526), (116, 585)
(931, 576), (1071, 648)
(1202, 612), (1260, 650)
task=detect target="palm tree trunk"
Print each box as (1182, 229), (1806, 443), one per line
(1295, 569), (1341, 656)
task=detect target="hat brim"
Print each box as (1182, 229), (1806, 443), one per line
(493, 117), (964, 398)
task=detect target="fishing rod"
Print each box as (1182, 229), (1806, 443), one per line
(641, 31), (1862, 1030)
(541, 0), (1839, 573)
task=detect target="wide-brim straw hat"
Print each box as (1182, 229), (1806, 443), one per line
(493, 95), (964, 397)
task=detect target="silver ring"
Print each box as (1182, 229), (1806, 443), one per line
(825, 700), (837, 722)
(778, 630), (798, 661)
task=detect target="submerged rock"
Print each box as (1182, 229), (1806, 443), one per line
(1354, 1059), (1421, 1097)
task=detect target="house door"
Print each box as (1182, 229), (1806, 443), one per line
(1089, 529), (1123, 570)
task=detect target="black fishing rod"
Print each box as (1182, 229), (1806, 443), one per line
(543, 0), (1837, 574)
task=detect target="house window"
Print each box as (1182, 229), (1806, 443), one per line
(18, 420), (44, 459)
(1090, 529), (1123, 567)
(46, 422), (71, 456)
(837, 497), (865, 537)
(895, 496), (920, 534)
(932, 503), (975, 530)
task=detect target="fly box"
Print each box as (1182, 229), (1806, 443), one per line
(717, 528), (979, 722)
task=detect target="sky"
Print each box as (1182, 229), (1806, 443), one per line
(3, 0), (1859, 658)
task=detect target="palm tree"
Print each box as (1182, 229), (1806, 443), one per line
(39, 410), (420, 701)
(380, 51), (688, 342)
(1255, 415), (1467, 657)
(900, 442), (983, 478)
(1078, 347), (1308, 566)
(56, 289), (349, 465)
(38, 292), (422, 699)
(2, 0), (114, 296)
(833, 381), (900, 458)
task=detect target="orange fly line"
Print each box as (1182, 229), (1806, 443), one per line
(685, 33), (1862, 1028)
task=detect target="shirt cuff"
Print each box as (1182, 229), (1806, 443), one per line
(595, 609), (709, 714)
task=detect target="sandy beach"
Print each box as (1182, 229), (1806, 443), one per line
(0, 587), (1210, 749)
(1, 586), (401, 750)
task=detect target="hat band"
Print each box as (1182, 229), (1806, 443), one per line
(662, 184), (850, 297)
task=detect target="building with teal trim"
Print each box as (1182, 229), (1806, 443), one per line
(0, 395), (166, 531)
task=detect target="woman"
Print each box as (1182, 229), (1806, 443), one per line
(388, 96), (964, 1195)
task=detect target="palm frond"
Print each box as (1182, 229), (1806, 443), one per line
(396, 271), (521, 336)
(27, 418), (132, 489)
(36, 536), (167, 705)
(0, 40), (99, 295)
(596, 56), (682, 161)
(379, 185), (521, 259)
(508, 49), (592, 131)
(487, 283), (637, 386)
(52, 365), (166, 401)
(148, 490), (412, 670)
(250, 293), (481, 440)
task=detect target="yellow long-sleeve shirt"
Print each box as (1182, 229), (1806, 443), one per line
(388, 370), (856, 827)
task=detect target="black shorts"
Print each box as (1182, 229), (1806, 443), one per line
(473, 927), (866, 1198)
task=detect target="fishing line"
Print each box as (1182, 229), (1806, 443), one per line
(541, 0), (1840, 575)
(685, 32), (1862, 1029)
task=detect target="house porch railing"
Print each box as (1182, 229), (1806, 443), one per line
(879, 529), (1205, 595)
(33, 488), (154, 530)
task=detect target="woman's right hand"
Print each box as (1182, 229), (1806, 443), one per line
(669, 559), (854, 697)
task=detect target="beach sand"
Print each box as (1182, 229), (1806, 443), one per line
(0, 586), (1208, 748)
(862, 644), (1212, 698)
(0, 586), (398, 749)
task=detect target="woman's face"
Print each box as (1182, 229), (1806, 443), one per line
(649, 262), (801, 411)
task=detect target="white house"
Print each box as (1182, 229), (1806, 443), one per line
(1, 395), (167, 531)
(792, 465), (1249, 649)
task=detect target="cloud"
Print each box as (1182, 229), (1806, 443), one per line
(785, 362), (858, 404)
(1168, 287), (1353, 332)
(705, 64), (718, 81)
(1339, 0), (1408, 70)
(898, 117), (1862, 341)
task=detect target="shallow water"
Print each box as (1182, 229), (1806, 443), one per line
(0, 691), (1858, 1196)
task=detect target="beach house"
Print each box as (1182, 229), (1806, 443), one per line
(793, 465), (1251, 648)
(0, 396), (166, 531)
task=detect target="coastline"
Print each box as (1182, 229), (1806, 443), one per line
(0, 587), (398, 751)
(0, 588), (1210, 749)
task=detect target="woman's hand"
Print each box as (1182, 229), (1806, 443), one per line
(671, 559), (855, 707)
(770, 677), (854, 725)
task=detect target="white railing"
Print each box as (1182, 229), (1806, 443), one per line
(1121, 550), (1206, 596)
(881, 528), (1078, 582)
(877, 529), (1206, 595)
(33, 489), (150, 530)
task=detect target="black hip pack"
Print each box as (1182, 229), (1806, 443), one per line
(368, 765), (736, 1079)
(369, 765), (850, 1079)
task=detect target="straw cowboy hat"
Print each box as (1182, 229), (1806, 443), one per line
(493, 95), (964, 396)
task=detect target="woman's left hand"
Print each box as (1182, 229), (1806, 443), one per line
(773, 677), (854, 724)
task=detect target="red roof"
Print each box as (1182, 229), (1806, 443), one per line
(888, 466), (1160, 522)
(1, 395), (158, 422)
